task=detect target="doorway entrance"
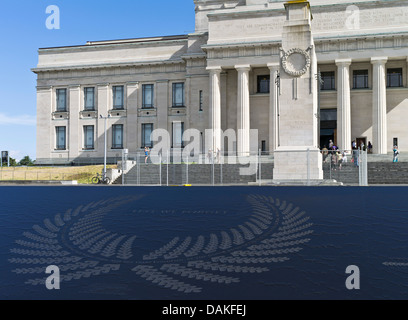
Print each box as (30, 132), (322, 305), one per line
(320, 109), (337, 149)
(356, 137), (367, 150)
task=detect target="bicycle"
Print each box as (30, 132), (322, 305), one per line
(91, 172), (111, 185)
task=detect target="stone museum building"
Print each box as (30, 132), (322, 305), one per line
(34, 0), (408, 165)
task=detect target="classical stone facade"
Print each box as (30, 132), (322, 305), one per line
(34, 0), (408, 164)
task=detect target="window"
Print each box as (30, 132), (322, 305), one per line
(387, 68), (403, 87)
(353, 70), (369, 89)
(112, 124), (123, 149)
(142, 123), (153, 148)
(56, 89), (67, 112)
(394, 138), (398, 147)
(199, 90), (203, 111)
(113, 86), (124, 109)
(84, 87), (95, 111)
(142, 84), (154, 108)
(321, 71), (336, 90)
(257, 75), (270, 93)
(83, 125), (94, 150)
(56, 126), (66, 150)
(172, 122), (184, 148)
(172, 83), (184, 107)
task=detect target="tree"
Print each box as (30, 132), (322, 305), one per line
(18, 156), (34, 166)
(1, 157), (17, 167)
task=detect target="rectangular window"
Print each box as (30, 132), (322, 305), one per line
(257, 75), (270, 93)
(321, 71), (336, 90)
(353, 70), (369, 89)
(387, 68), (403, 87)
(172, 122), (184, 148)
(172, 83), (185, 107)
(394, 137), (398, 147)
(142, 123), (153, 148)
(56, 89), (67, 111)
(83, 125), (94, 150)
(113, 86), (124, 109)
(84, 87), (95, 111)
(142, 84), (154, 108)
(199, 90), (203, 111)
(56, 126), (66, 150)
(112, 124), (123, 149)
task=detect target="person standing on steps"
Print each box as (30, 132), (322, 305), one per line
(368, 141), (373, 154)
(393, 146), (399, 163)
(144, 146), (150, 164)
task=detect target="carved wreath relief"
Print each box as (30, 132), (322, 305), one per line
(281, 48), (311, 77)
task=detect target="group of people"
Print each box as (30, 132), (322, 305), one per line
(322, 139), (400, 165)
(321, 142), (347, 170)
(351, 140), (373, 153)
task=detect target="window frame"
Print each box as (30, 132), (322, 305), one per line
(352, 70), (369, 89)
(172, 82), (185, 107)
(172, 121), (185, 148)
(320, 71), (336, 91)
(83, 125), (95, 150)
(112, 85), (124, 110)
(141, 123), (154, 148)
(55, 126), (66, 150)
(84, 87), (95, 111)
(56, 89), (67, 112)
(257, 75), (270, 94)
(112, 124), (124, 149)
(387, 68), (403, 88)
(142, 84), (154, 109)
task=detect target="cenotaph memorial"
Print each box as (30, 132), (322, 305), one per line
(273, 0), (323, 182)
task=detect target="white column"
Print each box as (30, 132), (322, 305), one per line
(236, 65), (251, 156)
(268, 63), (280, 152)
(371, 57), (388, 154)
(207, 67), (222, 152)
(335, 59), (352, 151)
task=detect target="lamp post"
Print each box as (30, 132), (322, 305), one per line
(100, 114), (111, 179)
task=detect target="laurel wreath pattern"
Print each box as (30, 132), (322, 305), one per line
(9, 194), (314, 294)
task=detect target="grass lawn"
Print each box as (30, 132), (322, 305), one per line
(0, 165), (117, 184)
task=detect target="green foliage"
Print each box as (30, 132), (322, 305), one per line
(18, 156), (34, 166)
(1, 157), (17, 167)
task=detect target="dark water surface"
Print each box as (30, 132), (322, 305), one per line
(0, 186), (407, 300)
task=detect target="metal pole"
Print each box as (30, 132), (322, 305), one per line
(220, 156), (223, 185)
(167, 150), (169, 187)
(186, 155), (189, 185)
(329, 152), (332, 180)
(307, 148), (310, 186)
(122, 149), (125, 185)
(7, 154), (10, 167)
(212, 152), (215, 186)
(259, 149), (261, 186)
(160, 154), (162, 186)
(359, 149), (361, 186)
(103, 116), (107, 179)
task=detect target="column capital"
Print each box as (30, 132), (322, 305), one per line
(335, 59), (352, 66)
(206, 66), (222, 74)
(371, 57), (388, 65)
(267, 62), (280, 70)
(235, 64), (251, 72)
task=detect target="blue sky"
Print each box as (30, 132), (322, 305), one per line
(0, 0), (195, 162)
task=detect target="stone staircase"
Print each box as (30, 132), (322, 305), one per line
(368, 162), (408, 184)
(323, 162), (359, 184)
(121, 160), (408, 185)
(123, 163), (274, 185)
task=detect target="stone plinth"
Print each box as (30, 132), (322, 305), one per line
(273, 147), (323, 181)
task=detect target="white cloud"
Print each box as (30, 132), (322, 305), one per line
(0, 113), (36, 126)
